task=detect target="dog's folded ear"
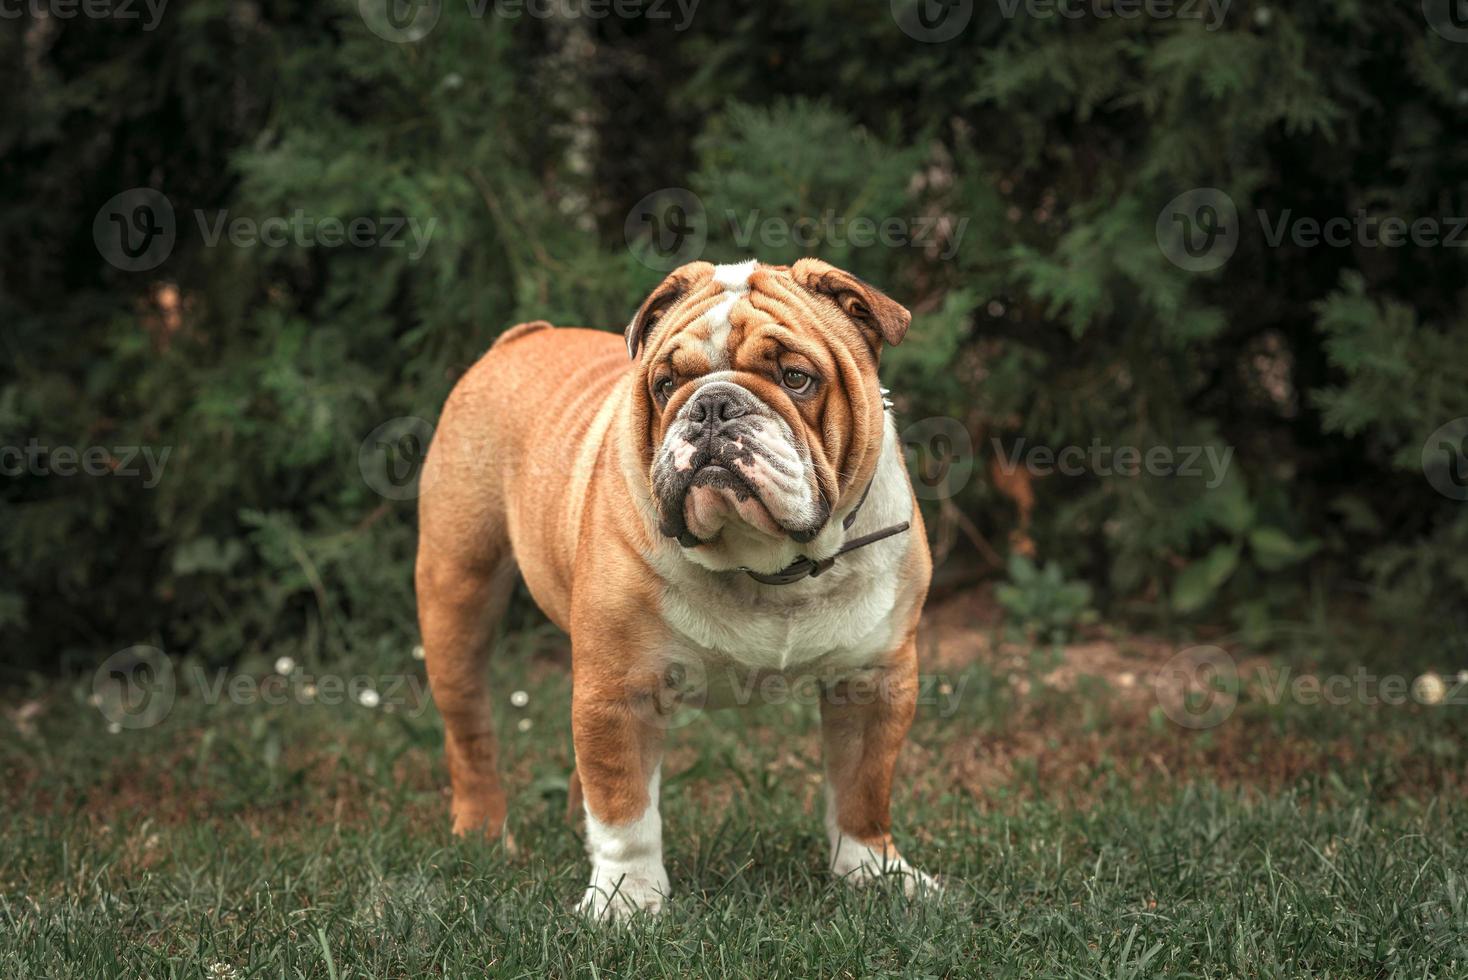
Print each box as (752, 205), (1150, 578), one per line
(791, 258), (911, 351)
(625, 262), (715, 359)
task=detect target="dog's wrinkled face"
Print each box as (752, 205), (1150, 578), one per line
(626, 259), (910, 570)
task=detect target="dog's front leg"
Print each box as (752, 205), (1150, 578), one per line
(571, 658), (669, 920)
(820, 635), (938, 895)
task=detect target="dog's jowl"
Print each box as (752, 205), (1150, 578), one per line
(416, 258), (936, 918)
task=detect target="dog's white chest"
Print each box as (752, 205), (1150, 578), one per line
(659, 565), (901, 674)
(648, 416), (916, 677)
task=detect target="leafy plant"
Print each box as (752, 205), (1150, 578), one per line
(1170, 470), (1322, 618)
(996, 555), (1098, 644)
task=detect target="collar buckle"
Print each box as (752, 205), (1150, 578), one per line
(743, 554), (838, 586)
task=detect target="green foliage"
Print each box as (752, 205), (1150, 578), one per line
(3, 2), (1467, 671)
(996, 554), (1097, 644)
(1168, 468), (1320, 635)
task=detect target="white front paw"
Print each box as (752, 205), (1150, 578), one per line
(830, 836), (941, 898)
(577, 864), (670, 921)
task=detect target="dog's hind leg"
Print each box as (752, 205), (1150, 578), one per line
(418, 549), (518, 838)
(415, 389), (520, 840)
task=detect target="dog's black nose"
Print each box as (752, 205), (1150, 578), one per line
(688, 390), (748, 424)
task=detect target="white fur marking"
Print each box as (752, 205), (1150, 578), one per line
(712, 259), (757, 291)
(704, 293), (740, 369)
(672, 439), (698, 472)
(579, 766), (669, 919)
(702, 261), (756, 369)
(824, 784), (939, 897)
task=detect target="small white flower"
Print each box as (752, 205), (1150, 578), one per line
(1413, 673), (1447, 706)
(274, 656), (295, 676)
(107, 722), (122, 734)
(939, 682), (954, 696)
(88, 692), (103, 707)
(1253, 6), (1272, 27)
(510, 690), (529, 708)
(358, 688), (381, 708)
(411, 644), (426, 661)
(1456, 670), (1468, 685)
(516, 718), (533, 733)
(302, 683), (317, 700)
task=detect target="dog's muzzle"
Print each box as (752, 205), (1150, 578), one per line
(652, 381), (828, 546)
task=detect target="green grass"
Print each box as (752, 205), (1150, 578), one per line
(3, 625), (1467, 978)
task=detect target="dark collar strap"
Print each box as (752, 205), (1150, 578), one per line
(742, 480), (911, 586)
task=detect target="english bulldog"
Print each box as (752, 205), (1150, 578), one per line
(415, 258), (935, 918)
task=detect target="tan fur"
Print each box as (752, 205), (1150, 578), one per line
(417, 260), (932, 884)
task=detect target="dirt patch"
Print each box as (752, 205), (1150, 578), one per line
(9, 584), (1460, 846)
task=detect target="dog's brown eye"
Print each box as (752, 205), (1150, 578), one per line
(655, 377), (675, 400)
(781, 369), (813, 393)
